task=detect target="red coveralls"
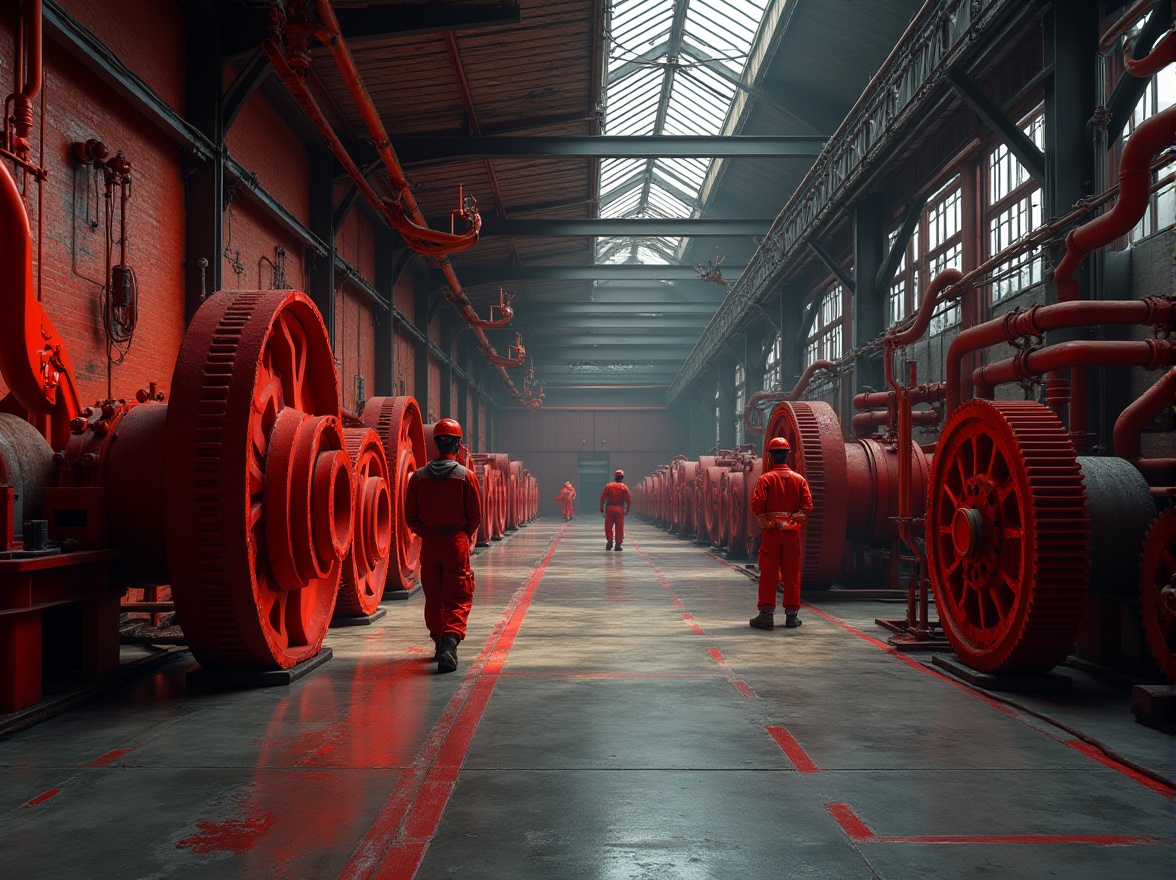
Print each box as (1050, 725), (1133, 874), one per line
(404, 456), (482, 642)
(556, 484), (576, 519)
(749, 462), (813, 614)
(599, 481), (631, 545)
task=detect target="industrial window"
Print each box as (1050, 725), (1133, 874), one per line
(763, 333), (781, 391)
(597, 0), (773, 265)
(987, 113), (1044, 303)
(886, 223), (919, 326)
(922, 177), (962, 333)
(714, 386), (721, 447)
(1116, 12), (1176, 244)
(805, 282), (843, 367)
(734, 363), (746, 445)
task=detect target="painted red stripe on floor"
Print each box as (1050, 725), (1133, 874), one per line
(498, 672), (721, 679)
(765, 726), (819, 773)
(826, 802), (875, 841)
(688, 622), (706, 635)
(707, 647), (725, 666)
(88, 745), (139, 767)
(341, 526), (566, 880)
(23, 788), (60, 808)
(1065, 740), (1175, 798)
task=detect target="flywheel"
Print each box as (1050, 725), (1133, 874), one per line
(335, 427), (392, 617)
(361, 396), (425, 592)
(1139, 508), (1176, 682)
(165, 290), (351, 669)
(763, 401), (849, 588)
(926, 400), (1090, 674)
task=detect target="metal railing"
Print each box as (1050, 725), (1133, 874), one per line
(669, 0), (1027, 403)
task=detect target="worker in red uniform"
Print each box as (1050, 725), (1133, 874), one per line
(599, 469), (631, 551)
(556, 481), (577, 520)
(404, 418), (482, 672)
(749, 437), (814, 630)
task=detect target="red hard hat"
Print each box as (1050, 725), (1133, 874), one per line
(434, 418), (463, 439)
(614, 469), (624, 479)
(767, 437), (791, 452)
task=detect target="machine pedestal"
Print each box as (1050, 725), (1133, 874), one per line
(186, 647), (333, 690)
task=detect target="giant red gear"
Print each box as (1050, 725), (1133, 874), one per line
(764, 401), (848, 589)
(926, 400), (1090, 674)
(361, 396), (426, 593)
(165, 289), (351, 669)
(1139, 509), (1176, 683)
(335, 427), (392, 616)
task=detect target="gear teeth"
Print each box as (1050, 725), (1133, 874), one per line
(928, 400), (1091, 674)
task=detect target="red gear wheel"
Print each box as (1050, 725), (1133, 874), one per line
(335, 427), (393, 616)
(360, 397), (425, 593)
(165, 290), (350, 669)
(764, 401), (848, 589)
(1139, 509), (1176, 682)
(926, 400), (1090, 674)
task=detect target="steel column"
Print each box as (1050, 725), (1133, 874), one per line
(853, 195), (887, 395)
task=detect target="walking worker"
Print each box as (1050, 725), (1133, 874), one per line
(556, 481), (577, 520)
(749, 437), (813, 630)
(599, 469), (631, 551)
(404, 418), (482, 672)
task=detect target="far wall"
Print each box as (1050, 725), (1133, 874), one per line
(495, 408), (687, 518)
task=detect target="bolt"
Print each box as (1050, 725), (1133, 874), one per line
(81, 452), (99, 468)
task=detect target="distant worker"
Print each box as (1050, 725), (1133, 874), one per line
(599, 469), (631, 551)
(556, 481), (577, 521)
(749, 437), (813, 630)
(404, 418), (482, 672)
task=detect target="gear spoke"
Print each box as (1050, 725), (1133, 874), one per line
(926, 400), (1089, 673)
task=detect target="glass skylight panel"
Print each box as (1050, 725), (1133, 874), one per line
(599, 158), (645, 194)
(598, 0), (774, 263)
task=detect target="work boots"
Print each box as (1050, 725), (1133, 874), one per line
(437, 636), (459, 673)
(784, 612), (802, 629)
(606, 540), (613, 550)
(749, 611), (774, 630)
(614, 543), (623, 552)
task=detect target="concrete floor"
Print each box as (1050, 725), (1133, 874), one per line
(0, 518), (1173, 879)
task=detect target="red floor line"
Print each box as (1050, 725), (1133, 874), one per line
(1065, 740), (1175, 798)
(765, 726), (820, 773)
(87, 745), (138, 768)
(826, 802), (875, 841)
(689, 623), (706, 635)
(22, 788), (59, 808)
(340, 526), (567, 880)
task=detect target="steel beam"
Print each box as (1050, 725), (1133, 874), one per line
(475, 218), (772, 236)
(528, 334), (701, 346)
(438, 265), (744, 285)
(948, 70), (1045, 181)
(395, 136), (826, 163)
(513, 302), (718, 317)
(515, 315), (712, 331)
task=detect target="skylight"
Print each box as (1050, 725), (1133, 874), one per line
(598, 0), (774, 265)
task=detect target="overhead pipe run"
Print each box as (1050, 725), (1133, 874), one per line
(268, 1), (539, 408)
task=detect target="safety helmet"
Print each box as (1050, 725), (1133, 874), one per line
(767, 437), (791, 452)
(614, 469), (624, 479)
(434, 418), (463, 439)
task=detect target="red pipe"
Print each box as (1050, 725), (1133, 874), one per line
(742, 360), (837, 436)
(945, 298), (1176, 414)
(1114, 366), (1176, 460)
(854, 384), (943, 410)
(888, 268), (964, 347)
(0, 161), (81, 446)
(1055, 104), (1176, 302)
(973, 339), (1176, 398)
(851, 408), (938, 436)
(10, 0), (41, 151)
(302, 1), (537, 407)
(1101, 0), (1162, 54)
(1124, 2), (1176, 76)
